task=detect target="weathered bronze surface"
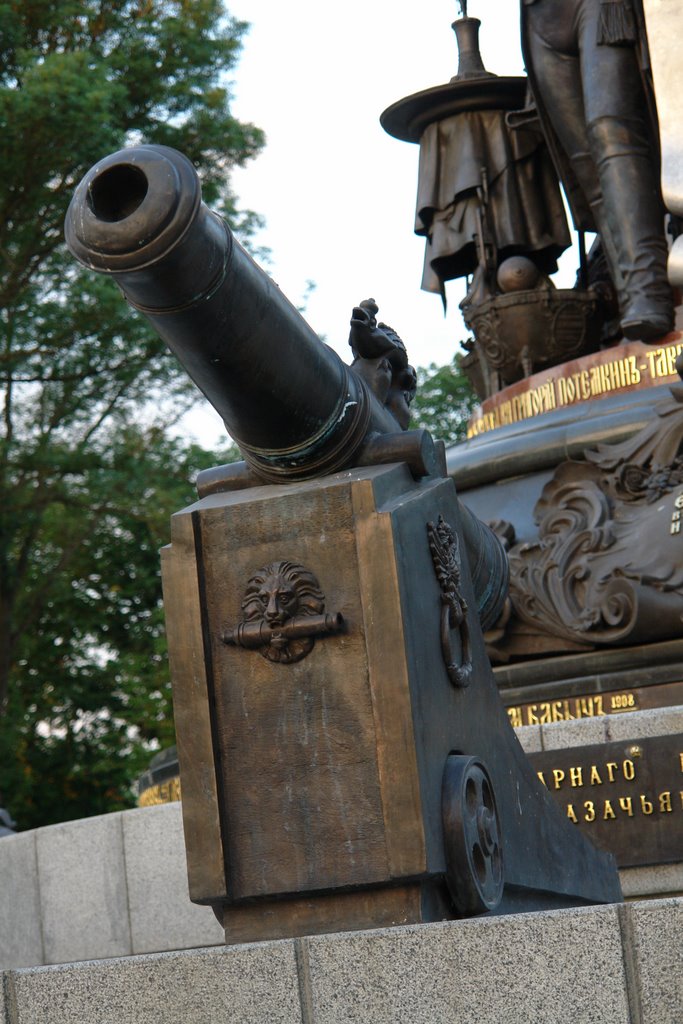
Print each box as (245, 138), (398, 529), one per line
(348, 298), (417, 430)
(528, 735), (683, 867)
(384, 6), (680, 400)
(64, 144), (509, 631)
(67, 144), (622, 942)
(65, 146), (399, 483)
(381, 21), (569, 304)
(455, 363), (683, 763)
(159, 510), (228, 903)
(521, 0), (674, 342)
(462, 286), (602, 395)
(496, 637), (683, 689)
(216, 883), (454, 945)
(381, 14), (610, 395)
(160, 462), (620, 937)
(441, 755), (504, 913)
(427, 515), (472, 687)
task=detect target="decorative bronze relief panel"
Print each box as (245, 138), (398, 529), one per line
(222, 560), (344, 664)
(487, 389), (683, 661)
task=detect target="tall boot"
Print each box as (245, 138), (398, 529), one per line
(587, 115), (674, 341)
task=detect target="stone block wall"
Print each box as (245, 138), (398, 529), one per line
(1, 899), (681, 1024)
(0, 803), (222, 971)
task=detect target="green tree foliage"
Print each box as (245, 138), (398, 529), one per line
(3, 431), (238, 827)
(410, 357), (477, 446)
(0, 0), (260, 828)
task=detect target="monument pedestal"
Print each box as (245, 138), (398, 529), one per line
(451, 339), (683, 880)
(161, 462), (619, 943)
(453, 338), (683, 706)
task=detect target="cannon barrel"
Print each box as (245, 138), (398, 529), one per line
(65, 144), (508, 627)
(65, 144), (398, 481)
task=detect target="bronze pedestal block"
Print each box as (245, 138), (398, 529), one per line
(162, 462), (620, 943)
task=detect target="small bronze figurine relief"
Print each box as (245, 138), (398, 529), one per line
(222, 560), (344, 664)
(348, 298), (417, 431)
(427, 514), (472, 687)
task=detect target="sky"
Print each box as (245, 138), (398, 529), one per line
(182, 0), (579, 445)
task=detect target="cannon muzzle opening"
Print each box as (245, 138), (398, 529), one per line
(86, 163), (149, 223)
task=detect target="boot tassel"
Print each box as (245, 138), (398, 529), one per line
(597, 0), (637, 45)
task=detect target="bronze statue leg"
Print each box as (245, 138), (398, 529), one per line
(577, 9), (673, 338)
(526, 0), (673, 340)
(525, 14), (625, 301)
(524, 11), (605, 220)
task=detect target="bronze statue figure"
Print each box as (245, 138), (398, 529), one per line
(521, 0), (675, 341)
(381, 14), (602, 396)
(414, 106), (571, 304)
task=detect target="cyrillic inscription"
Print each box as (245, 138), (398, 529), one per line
(528, 735), (683, 867)
(506, 681), (683, 728)
(468, 340), (683, 438)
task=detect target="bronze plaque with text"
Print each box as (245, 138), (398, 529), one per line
(527, 735), (683, 867)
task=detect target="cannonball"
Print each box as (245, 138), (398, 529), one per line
(497, 256), (540, 293)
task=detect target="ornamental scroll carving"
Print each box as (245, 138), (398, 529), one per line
(222, 560), (344, 664)
(487, 388), (683, 662)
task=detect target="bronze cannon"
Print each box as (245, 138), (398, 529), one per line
(65, 146), (620, 942)
(66, 145), (408, 478)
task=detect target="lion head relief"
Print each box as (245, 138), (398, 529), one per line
(240, 560), (326, 664)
